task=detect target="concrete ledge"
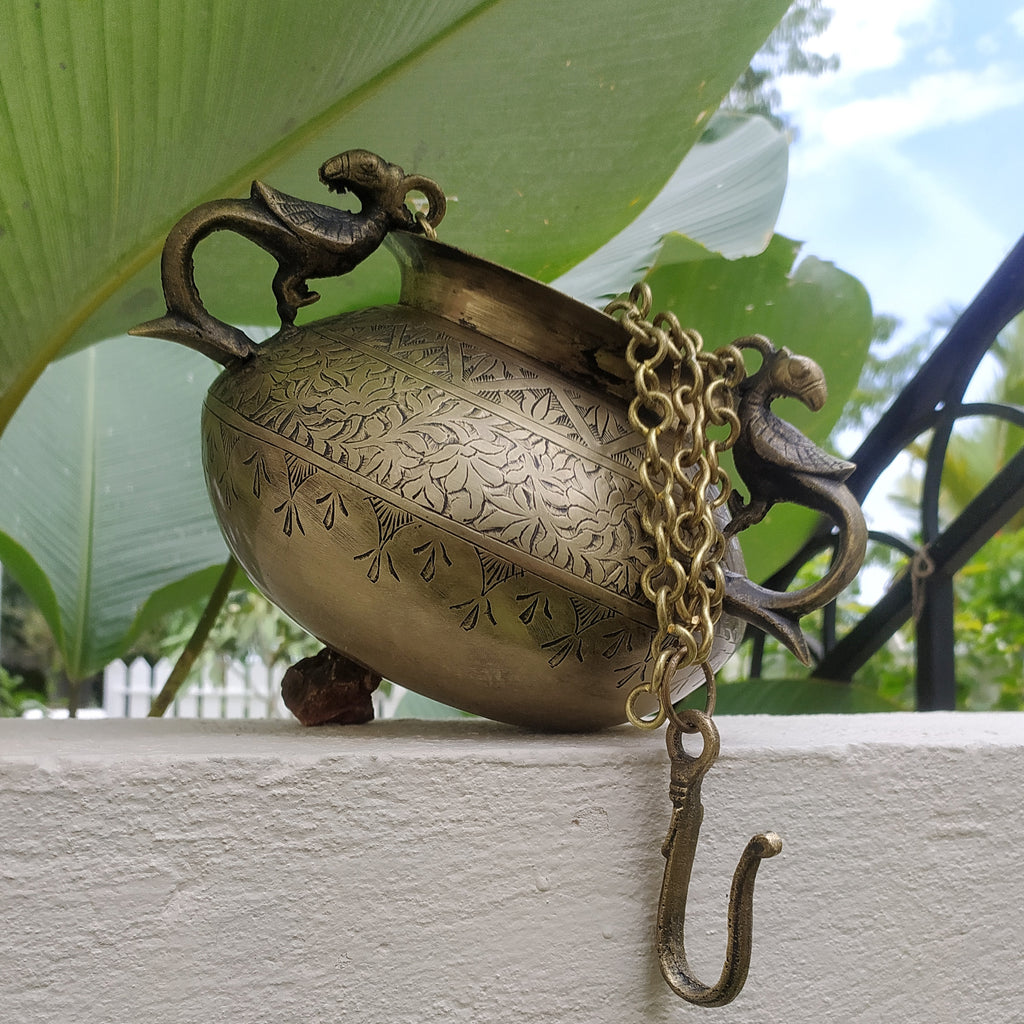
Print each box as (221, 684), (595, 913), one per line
(1, 714), (1022, 1022)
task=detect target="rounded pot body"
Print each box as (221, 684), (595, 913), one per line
(201, 235), (745, 730)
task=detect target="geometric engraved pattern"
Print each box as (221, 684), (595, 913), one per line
(208, 306), (651, 605)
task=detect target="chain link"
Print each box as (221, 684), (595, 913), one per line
(604, 284), (746, 730)
(415, 210), (439, 240)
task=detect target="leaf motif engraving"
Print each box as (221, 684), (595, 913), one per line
(315, 490), (348, 531)
(273, 497), (304, 537)
(541, 597), (619, 668)
(413, 539), (452, 582)
(516, 591), (553, 625)
(219, 315), (650, 604)
(450, 596), (498, 632)
(354, 497), (415, 583)
(242, 450), (271, 499)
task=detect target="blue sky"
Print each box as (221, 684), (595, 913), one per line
(775, 0), (1024, 344)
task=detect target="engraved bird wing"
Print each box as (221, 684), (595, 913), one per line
(750, 413), (856, 481)
(252, 180), (359, 249)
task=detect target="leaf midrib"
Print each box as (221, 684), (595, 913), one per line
(0, 0), (504, 438)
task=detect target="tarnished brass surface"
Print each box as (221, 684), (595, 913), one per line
(133, 149), (866, 729)
(606, 286), (745, 729)
(658, 713), (782, 1007)
(130, 150), (445, 363)
(387, 230), (636, 400)
(201, 291), (747, 730)
(723, 335), (869, 663)
(596, 291), (843, 1008)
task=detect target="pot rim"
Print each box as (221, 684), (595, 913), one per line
(386, 230), (635, 401)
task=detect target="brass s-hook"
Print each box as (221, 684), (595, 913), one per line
(657, 713), (782, 1007)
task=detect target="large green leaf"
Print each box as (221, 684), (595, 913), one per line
(0, 0), (790, 434)
(0, 337), (227, 679)
(553, 113), (789, 304)
(643, 233), (873, 581)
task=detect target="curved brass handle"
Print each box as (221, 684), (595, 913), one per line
(657, 714), (781, 1007)
(720, 336), (869, 664)
(130, 150), (446, 364)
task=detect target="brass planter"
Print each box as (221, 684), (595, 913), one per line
(132, 149), (865, 732)
(202, 231), (746, 730)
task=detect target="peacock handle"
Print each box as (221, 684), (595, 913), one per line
(719, 335), (868, 664)
(129, 149), (446, 364)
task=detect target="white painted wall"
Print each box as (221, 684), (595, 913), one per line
(1, 714), (1021, 1023)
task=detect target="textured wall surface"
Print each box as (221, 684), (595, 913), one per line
(1, 714), (1022, 1023)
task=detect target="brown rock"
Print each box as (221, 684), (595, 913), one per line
(281, 647), (381, 726)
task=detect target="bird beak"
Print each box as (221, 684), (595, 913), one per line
(800, 380), (827, 412)
(319, 152), (350, 192)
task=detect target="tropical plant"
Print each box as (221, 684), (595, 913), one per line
(952, 530), (1024, 710)
(0, 1), (873, 714)
(893, 313), (1024, 529)
(0, 666), (45, 718)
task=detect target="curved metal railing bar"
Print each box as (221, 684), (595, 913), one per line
(746, 233), (1024, 707)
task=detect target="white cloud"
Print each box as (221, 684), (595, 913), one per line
(815, 0), (944, 76)
(819, 64), (1024, 148)
(777, 0), (946, 121)
(779, 145), (1012, 342)
(975, 33), (1000, 56)
(925, 46), (955, 68)
(771, 0), (1022, 374)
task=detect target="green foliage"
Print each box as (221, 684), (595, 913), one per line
(132, 588), (321, 685)
(682, 675), (900, 715)
(728, 526), (1024, 713)
(0, 337), (228, 680)
(645, 234), (871, 440)
(133, 587), (447, 718)
(0, 0), (800, 700)
(934, 314), (1024, 530)
(0, 0), (791, 432)
(953, 531), (1024, 710)
(717, 541), (913, 709)
(832, 314), (915, 434)
(0, 2), (886, 720)
(845, 531), (1024, 712)
(0, 571), (76, 708)
(0, 666), (45, 718)
(730, 305), (1024, 716)
(856, 311), (1024, 709)
(555, 113), (790, 303)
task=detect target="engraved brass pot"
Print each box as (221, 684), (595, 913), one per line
(200, 231), (747, 730)
(132, 151), (866, 731)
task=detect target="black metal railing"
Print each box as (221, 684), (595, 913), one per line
(749, 233), (1024, 709)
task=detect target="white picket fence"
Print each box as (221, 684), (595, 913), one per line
(102, 657), (288, 718)
(101, 657), (408, 720)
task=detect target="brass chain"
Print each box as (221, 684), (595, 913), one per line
(604, 284), (746, 730)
